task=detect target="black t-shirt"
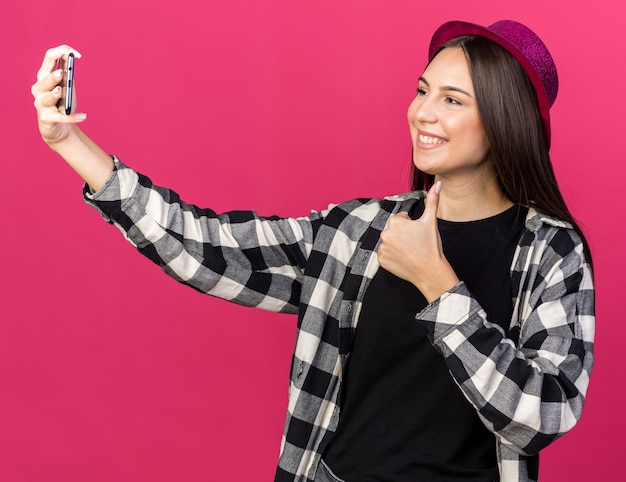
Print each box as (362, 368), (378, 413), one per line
(323, 201), (528, 481)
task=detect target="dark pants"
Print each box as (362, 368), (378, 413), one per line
(315, 459), (499, 481)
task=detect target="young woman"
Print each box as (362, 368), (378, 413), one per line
(32, 20), (594, 482)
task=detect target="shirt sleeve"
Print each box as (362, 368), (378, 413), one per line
(415, 226), (595, 456)
(83, 157), (324, 314)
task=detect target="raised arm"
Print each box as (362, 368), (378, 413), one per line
(31, 45), (114, 191)
(32, 46), (325, 314)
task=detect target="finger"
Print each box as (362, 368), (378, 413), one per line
(36, 45), (82, 82)
(393, 212), (411, 221)
(31, 69), (63, 99)
(421, 181), (442, 222)
(34, 80), (86, 124)
(33, 84), (62, 109)
(39, 107), (87, 124)
(384, 211), (410, 231)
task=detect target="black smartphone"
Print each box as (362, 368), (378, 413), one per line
(54, 52), (75, 115)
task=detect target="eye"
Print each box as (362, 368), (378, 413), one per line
(444, 96), (462, 105)
(416, 87), (428, 96)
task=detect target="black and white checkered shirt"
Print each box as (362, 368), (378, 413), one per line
(85, 158), (595, 482)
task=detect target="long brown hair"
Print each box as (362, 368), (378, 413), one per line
(411, 36), (593, 265)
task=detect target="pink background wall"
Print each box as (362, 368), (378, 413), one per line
(2, 0), (623, 480)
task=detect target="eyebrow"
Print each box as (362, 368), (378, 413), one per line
(419, 76), (473, 98)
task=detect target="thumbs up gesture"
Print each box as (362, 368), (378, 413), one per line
(378, 181), (460, 303)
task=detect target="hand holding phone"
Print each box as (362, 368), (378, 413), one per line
(53, 52), (75, 115)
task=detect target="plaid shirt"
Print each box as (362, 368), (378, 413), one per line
(85, 158), (595, 482)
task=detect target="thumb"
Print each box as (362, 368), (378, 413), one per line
(422, 181), (442, 222)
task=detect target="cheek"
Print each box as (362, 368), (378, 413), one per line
(457, 120), (488, 149)
(471, 125), (490, 156)
(465, 133), (490, 163)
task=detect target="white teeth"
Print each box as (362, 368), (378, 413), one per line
(418, 134), (446, 144)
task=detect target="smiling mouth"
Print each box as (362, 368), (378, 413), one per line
(418, 134), (447, 145)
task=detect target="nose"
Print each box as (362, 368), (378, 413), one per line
(409, 94), (438, 124)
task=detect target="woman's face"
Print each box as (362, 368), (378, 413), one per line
(408, 47), (490, 180)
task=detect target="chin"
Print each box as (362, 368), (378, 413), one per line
(412, 159), (438, 176)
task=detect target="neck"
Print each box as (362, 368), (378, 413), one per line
(434, 171), (513, 222)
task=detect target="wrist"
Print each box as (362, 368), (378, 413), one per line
(416, 262), (459, 304)
(50, 127), (115, 191)
(49, 125), (82, 155)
